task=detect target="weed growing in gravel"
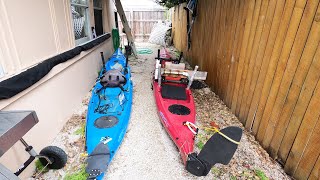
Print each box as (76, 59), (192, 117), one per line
(196, 141), (204, 149)
(230, 175), (237, 180)
(211, 167), (221, 176)
(255, 169), (269, 180)
(64, 165), (88, 180)
(74, 123), (85, 136)
(35, 159), (49, 173)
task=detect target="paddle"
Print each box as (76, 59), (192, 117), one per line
(186, 126), (243, 176)
(125, 45), (132, 69)
(100, 52), (106, 74)
(86, 141), (110, 179)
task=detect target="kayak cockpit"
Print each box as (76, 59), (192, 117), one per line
(161, 84), (187, 100)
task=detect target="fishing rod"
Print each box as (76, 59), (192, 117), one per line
(100, 52), (106, 74)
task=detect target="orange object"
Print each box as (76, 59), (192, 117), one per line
(210, 121), (220, 129)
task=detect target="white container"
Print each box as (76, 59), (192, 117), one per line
(165, 62), (186, 70)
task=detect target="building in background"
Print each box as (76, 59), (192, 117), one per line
(0, 0), (115, 178)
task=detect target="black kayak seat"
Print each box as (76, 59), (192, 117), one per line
(161, 84), (187, 100)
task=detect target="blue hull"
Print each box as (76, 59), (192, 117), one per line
(86, 49), (133, 179)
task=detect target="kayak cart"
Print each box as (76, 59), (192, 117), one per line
(0, 111), (67, 179)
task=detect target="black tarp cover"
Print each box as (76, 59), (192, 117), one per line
(0, 33), (111, 100)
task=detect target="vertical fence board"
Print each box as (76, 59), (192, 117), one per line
(244, 0), (281, 129)
(283, 78), (320, 175)
(223, 0), (241, 104)
(309, 155), (320, 180)
(293, 116), (320, 178)
(261, 0), (319, 148)
(172, 1), (320, 179)
(235, 0), (262, 119)
(238, 0), (270, 122)
(251, 0), (297, 134)
(280, 43), (320, 162)
(269, 5), (320, 159)
(256, 0), (308, 144)
(226, 1), (249, 107)
(231, 0), (255, 113)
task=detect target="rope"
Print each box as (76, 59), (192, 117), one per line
(183, 121), (240, 145)
(136, 48), (153, 54)
(203, 127), (240, 145)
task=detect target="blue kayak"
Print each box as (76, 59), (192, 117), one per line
(85, 49), (133, 179)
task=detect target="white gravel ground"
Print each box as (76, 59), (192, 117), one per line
(32, 43), (290, 180)
(105, 43), (213, 179)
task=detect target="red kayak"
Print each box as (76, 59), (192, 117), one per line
(153, 48), (243, 176)
(154, 48), (194, 163)
(153, 81), (195, 163)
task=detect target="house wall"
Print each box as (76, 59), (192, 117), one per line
(0, 0), (116, 178)
(172, 1), (320, 179)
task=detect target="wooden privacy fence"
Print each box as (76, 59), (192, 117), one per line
(117, 10), (166, 42)
(172, 0), (320, 179)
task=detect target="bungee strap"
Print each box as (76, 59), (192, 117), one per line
(204, 127), (240, 145)
(183, 121), (240, 145)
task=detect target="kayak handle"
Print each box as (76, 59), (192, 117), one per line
(183, 121), (198, 135)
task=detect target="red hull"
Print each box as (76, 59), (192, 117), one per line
(153, 82), (196, 164)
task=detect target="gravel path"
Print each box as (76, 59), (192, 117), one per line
(32, 43), (291, 180)
(105, 43), (209, 179)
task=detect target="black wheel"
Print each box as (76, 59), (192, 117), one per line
(191, 80), (207, 89)
(39, 146), (67, 169)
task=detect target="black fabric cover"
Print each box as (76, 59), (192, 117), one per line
(161, 84), (187, 100)
(0, 33), (111, 100)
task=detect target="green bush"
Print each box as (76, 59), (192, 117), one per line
(156, 0), (187, 8)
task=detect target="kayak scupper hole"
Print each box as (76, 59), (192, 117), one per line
(168, 104), (190, 115)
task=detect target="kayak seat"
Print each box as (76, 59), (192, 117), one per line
(100, 69), (126, 88)
(161, 84), (187, 100)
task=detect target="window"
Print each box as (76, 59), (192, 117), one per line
(93, 0), (104, 37)
(71, 0), (91, 44)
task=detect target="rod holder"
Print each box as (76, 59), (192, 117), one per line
(187, 65), (198, 89)
(158, 64), (162, 87)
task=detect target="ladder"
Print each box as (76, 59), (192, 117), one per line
(114, 0), (138, 57)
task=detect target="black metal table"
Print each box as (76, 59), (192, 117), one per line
(0, 111), (38, 180)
